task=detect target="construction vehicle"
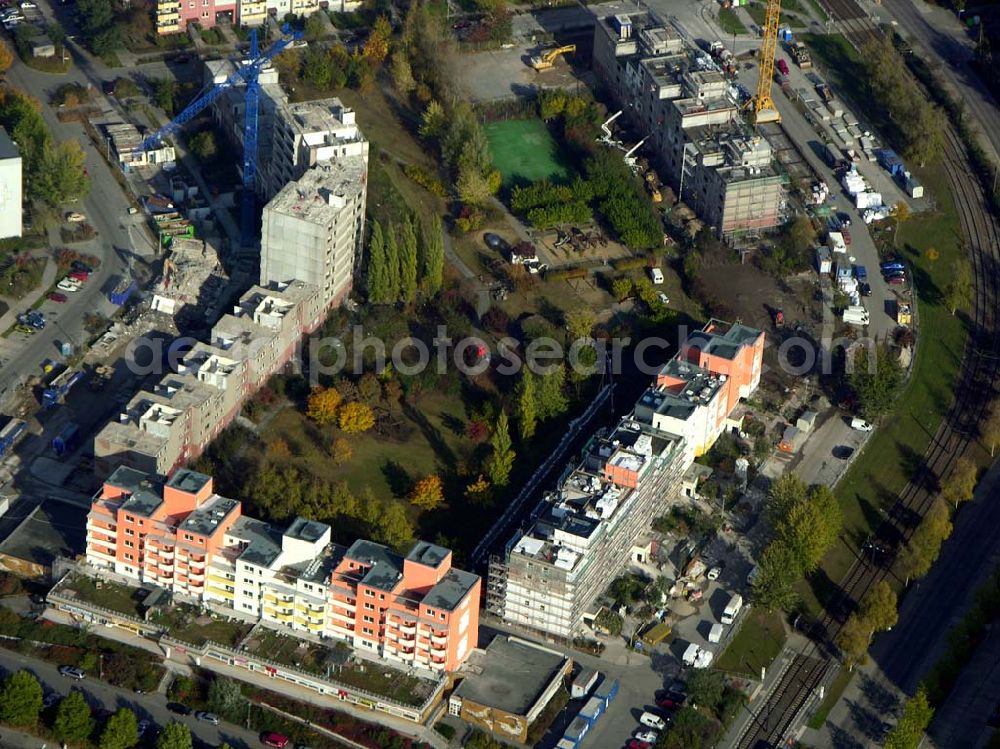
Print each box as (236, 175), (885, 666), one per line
(791, 41), (812, 68)
(530, 44), (576, 71)
(43, 368), (84, 409)
(89, 364), (113, 392)
(752, 0), (783, 123)
(645, 170), (663, 202)
(773, 308), (785, 328)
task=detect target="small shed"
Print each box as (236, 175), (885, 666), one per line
(30, 35), (56, 58)
(796, 410), (819, 433)
(815, 246), (832, 274)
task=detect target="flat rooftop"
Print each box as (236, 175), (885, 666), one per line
(0, 500), (87, 568)
(406, 540), (450, 568)
(455, 636), (569, 716)
(687, 320), (763, 359)
(265, 156), (366, 225)
(0, 126), (19, 161)
(422, 568), (478, 611)
(345, 539), (404, 592)
(167, 468), (212, 496)
(178, 495), (240, 537)
(232, 516), (284, 569)
(285, 516), (330, 543)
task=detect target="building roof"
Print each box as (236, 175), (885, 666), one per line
(264, 157), (366, 226)
(285, 516), (330, 543)
(686, 320), (763, 360)
(0, 127), (18, 161)
(345, 539), (404, 592)
(231, 516), (283, 568)
(0, 500), (87, 567)
(422, 568), (478, 611)
(406, 540), (450, 568)
(177, 495), (240, 537)
(454, 637), (569, 716)
(167, 468), (212, 496)
(106, 465), (161, 495)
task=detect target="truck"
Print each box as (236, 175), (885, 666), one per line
(0, 418), (27, 457)
(641, 621), (673, 647)
(843, 305), (870, 326)
(42, 368), (84, 408)
(52, 422), (80, 457)
(721, 593), (743, 625)
(827, 231), (847, 255)
(816, 82), (833, 103)
(791, 41), (812, 68)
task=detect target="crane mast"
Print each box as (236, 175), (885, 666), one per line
(754, 0), (783, 124)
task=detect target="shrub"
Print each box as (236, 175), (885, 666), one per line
(403, 164), (448, 197)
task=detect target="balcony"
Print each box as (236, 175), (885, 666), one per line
(431, 634), (448, 646)
(399, 622), (416, 635)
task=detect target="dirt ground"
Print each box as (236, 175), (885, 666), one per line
(696, 262), (819, 332)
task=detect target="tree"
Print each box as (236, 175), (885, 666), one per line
(686, 670), (725, 712)
(384, 223), (402, 302)
(306, 386), (342, 425)
(188, 130), (217, 161)
(537, 365), (568, 421)
(420, 100), (447, 140)
(899, 499), (952, 582)
(410, 474), (444, 510)
(338, 401), (375, 433)
(766, 473), (807, 524)
(660, 706), (721, 749)
(399, 214), (419, 303)
(362, 15), (391, 65)
(860, 580), (898, 634)
(0, 669), (42, 726)
(54, 690), (95, 744)
(942, 456), (978, 506)
(774, 485), (841, 573)
(374, 498), (415, 549)
(100, 708), (138, 749)
(34, 141), (90, 207)
(457, 165), (493, 207)
(564, 308), (596, 342)
(611, 276), (633, 302)
(943, 257), (973, 316)
(465, 474), (492, 503)
(153, 78), (177, 115)
(207, 677), (243, 722)
(883, 688), (934, 749)
(983, 405), (1000, 457)
(515, 372), (538, 441)
(836, 612), (872, 668)
(367, 220), (391, 303)
(890, 200), (911, 248)
(849, 344), (904, 422)
(751, 541), (800, 610)
(390, 52), (415, 94)
(331, 437), (353, 464)
(486, 411), (515, 487)
(0, 40), (12, 74)
(420, 215), (444, 296)
(156, 721), (193, 749)
(303, 10), (327, 41)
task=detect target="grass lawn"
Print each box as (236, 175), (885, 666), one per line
(61, 575), (142, 618)
(804, 0), (830, 21)
(714, 610), (787, 676)
(152, 607), (253, 647)
(485, 118), (570, 186)
(745, 2), (807, 29)
(718, 7), (749, 36)
(807, 667), (853, 729)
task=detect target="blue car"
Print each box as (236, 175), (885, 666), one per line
(880, 261), (905, 272)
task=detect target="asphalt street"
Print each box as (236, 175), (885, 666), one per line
(0, 646), (271, 749)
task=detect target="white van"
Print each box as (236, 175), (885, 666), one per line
(850, 417), (873, 432)
(650, 267), (665, 284)
(721, 593), (743, 625)
(640, 712), (667, 731)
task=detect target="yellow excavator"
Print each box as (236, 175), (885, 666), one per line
(530, 44), (576, 71)
(753, 0), (782, 123)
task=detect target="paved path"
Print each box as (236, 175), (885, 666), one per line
(0, 256), (57, 333)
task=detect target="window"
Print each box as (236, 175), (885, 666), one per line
(124, 528), (134, 536)
(244, 578), (254, 584)
(125, 515), (135, 523)
(379, 594), (385, 601)
(440, 613), (446, 620)
(363, 615), (374, 623)
(183, 533), (194, 541)
(364, 589), (374, 598)
(124, 540), (134, 548)
(125, 553), (134, 561)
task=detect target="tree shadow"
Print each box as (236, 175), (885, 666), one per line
(858, 673), (901, 716)
(402, 401), (457, 472)
(441, 413), (465, 437)
(380, 460), (412, 498)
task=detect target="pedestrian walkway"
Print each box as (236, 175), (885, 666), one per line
(0, 256), (56, 333)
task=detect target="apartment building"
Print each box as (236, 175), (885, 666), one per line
(488, 419), (691, 639)
(95, 280), (325, 477)
(156, 0), (236, 35)
(86, 467), (480, 672)
(260, 157), (366, 308)
(488, 320), (764, 638)
(0, 127), (22, 239)
(633, 320), (765, 456)
(592, 11), (785, 237)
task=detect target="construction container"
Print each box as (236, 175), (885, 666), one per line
(109, 277), (136, 306)
(816, 246), (832, 274)
(0, 418), (27, 457)
(877, 149), (905, 176)
(43, 369), (83, 409)
(563, 717), (590, 744)
(52, 423), (80, 457)
(580, 696), (605, 726)
(594, 678), (620, 707)
(571, 668), (600, 699)
(778, 25), (793, 42)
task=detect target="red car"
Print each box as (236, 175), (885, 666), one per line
(887, 275), (906, 285)
(48, 292), (68, 303)
(69, 271), (89, 282)
(842, 228), (851, 245)
(627, 741), (652, 749)
(261, 733), (290, 748)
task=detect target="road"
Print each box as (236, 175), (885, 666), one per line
(0, 646), (270, 748)
(0, 23), (154, 406)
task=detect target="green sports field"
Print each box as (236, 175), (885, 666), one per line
(484, 118), (570, 186)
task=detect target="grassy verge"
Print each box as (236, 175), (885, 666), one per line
(805, 0), (830, 21)
(807, 667), (853, 729)
(745, 3), (808, 29)
(718, 8), (749, 35)
(715, 610), (787, 676)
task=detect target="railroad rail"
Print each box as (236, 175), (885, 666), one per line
(731, 7), (1000, 748)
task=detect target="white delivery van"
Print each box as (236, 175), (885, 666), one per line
(850, 418), (873, 432)
(721, 593), (743, 625)
(708, 623), (724, 643)
(650, 267), (665, 284)
(640, 712), (667, 731)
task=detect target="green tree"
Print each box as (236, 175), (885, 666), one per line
(34, 141), (90, 207)
(303, 10), (327, 41)
(774, 485), (842, 573)
(153, 78), (177, 114)
(419, 100), (447, 140)
(207, 677), (243, 722)
(943, 257), (973, 316)
(515, 371), (538, 441)
(836, 612), (872, 668)
(982, 405), (1000, 457)
(366, 221), (390, 303)
(420, 215), (444, 296)
(751, 541), (800, 610)
(100, 708), (138, 749)
(457, 165), (493, 207)
(898, 499), (952, 583)
(390, 51), (416, 94)
(486, 411), (515, 487)
(686, 670), (725, 712)
(849, 344), (904, 422)
(611, 276), (633, 301)
(0, 670), (43, 726)
(54, 690), (95, 744)
(660, 706), (721, 749)
(399, 213), (419, 304)
(384, 222), (402, 302)
(156, 721), (193, 749)
(860, 580), (898, 634)
(890, 200), (911, 248)
(765, 473), (807, 524)
(883, 688), (934, 749)
(374, 498), (415, 550)
(942, 456), (978, 506)
(188, 130), (217, 161)
(537, 365), (568, 421)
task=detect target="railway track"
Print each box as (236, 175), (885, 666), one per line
(732, 10), (1000, 749)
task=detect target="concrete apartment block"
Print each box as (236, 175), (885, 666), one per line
(0, 127), (23, 239)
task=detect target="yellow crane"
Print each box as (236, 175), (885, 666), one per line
(754, 0), (783, 123)
(530, 44), (576, 71)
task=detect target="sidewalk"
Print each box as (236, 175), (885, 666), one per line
(0, 256), (56, 333)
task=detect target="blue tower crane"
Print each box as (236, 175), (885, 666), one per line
(138, 25), (303, 249)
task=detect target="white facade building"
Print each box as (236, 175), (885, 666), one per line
(0, 127), (23, 239)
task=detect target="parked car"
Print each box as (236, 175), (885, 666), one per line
(65, 211), (87, 223)
(58, 666), (86, 680)
(657, 291), (670, 305)
(167, 703), (191, 715)
(887, 275), (906, 286)
(57, 279), (81, 292)
(836, 212), (852, 227)
(627, 741), (652, 749)
(71, 260), (93, 273)
(137, 720), (151, 737)
(261, 733), (290, 748)
(43, 692), (60, 707)
(14, 324), (35, 335)
(634, 730), (659, 743)
(195, 711), (219, 725)
(68, 271), (89, 282)
(841, 228), (852, 245)
(706, 565), (722, 581)
(48, 292), (68, 303)
(880, 261), (905, 272)
(657, 691), (687, 710)
(859, 282), (872, 297)
(850, 417), (873, 432)
(833, 445), (855, 459)
(640, 712), (668, 731)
